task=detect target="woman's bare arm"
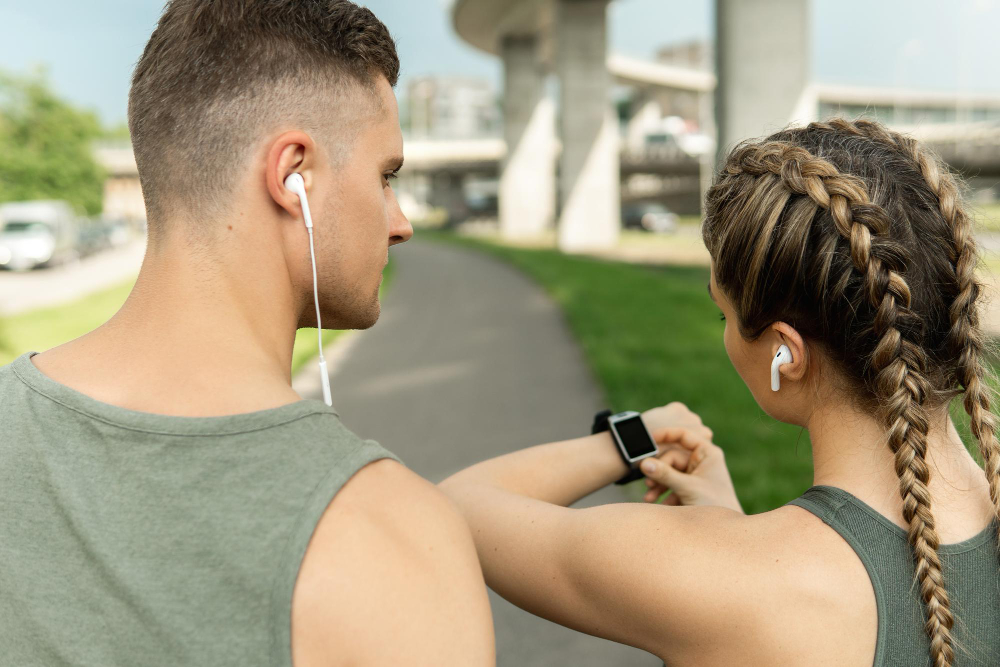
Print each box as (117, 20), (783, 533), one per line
(438, 405), (756, 661)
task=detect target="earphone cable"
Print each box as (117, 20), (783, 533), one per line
(307, 227), (324, 365)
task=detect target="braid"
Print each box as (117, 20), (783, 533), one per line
(819, 118), (1000, 544)
(903, 135), (1000, 540)
(726, 140), (957, 666)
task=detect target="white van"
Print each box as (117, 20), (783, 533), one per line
(0, 201), (80, 271)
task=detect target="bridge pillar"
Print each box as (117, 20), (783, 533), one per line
(625, 92), (661, 153)
(430, 172), (468, 226)
(714, 0), (810, 160)
(555, 0), (620, 252)
(499, 35), (556, 239)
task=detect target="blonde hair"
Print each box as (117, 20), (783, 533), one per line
(703, 118), (1000, 666)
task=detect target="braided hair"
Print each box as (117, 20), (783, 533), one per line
(703, 118), (999, 667)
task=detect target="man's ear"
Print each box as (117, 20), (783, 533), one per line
(265, 130), (317, 218)
(770, 322), (808, 383)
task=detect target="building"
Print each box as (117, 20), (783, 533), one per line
(93, 141), (146, 225)
(406, 76), (501, 140)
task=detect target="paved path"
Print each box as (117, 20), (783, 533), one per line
(0, 239), (145, 315)
(296, 238), (662, 667)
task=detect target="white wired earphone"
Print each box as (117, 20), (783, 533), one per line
(284, 172), (333, 407)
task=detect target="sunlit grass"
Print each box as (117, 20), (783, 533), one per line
(972, 202), (1000, 232)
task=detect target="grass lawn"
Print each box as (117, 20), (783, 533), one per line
(973, 202), (1000, 232)
(424, 230), (991, 515)
(0, 260), (395, 377)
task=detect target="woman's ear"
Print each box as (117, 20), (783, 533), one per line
(770, 322), (808, 383)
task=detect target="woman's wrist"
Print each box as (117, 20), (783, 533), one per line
(441, 431), (632, 507)
(585, 431), (636, 489)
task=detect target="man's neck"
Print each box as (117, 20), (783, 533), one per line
(38, 239), (305, 416)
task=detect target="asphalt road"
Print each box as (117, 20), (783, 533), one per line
(297, 237), (662, 667)
(0, 239), (145, 315)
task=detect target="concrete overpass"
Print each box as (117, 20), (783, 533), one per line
(453, 0), (623, 250)
(94, 0), (1000, 233)
(395, 118), (1000, 225)
(450, 0), (1000, 249)
(449, 0), (816, 250)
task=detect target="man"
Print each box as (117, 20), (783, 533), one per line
(0, 2), (702, 665)
(0, 2), (494, 665)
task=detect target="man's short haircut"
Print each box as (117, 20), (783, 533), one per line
(128, 0), (399, 243)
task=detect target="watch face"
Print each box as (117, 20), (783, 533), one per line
(612, 414), (658, 460)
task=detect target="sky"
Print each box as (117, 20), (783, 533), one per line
(0, 0), (998, 126)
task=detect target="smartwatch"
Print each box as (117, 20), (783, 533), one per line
(591, 409), (659, 485)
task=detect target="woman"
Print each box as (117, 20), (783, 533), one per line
(440, 118), (1000, 666)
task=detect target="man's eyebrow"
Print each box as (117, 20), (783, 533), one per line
(383, 155), (404, 172)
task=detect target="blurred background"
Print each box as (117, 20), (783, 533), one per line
(2, 1), (1000, 664)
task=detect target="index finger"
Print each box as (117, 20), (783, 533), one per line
(650, 427), (712, 452)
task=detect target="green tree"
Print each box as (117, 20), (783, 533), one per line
(101, 120), (132, 142)
(0, 66), (105, 216)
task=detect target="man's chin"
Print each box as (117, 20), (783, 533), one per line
(361, 299), (381, 329)
(341, 297), (381, 331)
(313, 287), (382, 331)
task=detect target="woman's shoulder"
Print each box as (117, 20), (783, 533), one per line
(617, 504), (875, 665)
(704, 503), (875, 609)
(731, 504), (879, 666)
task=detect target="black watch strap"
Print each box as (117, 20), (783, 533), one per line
(591, 409), (646, 485)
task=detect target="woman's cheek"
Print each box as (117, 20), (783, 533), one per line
(724, 326), (753, 390)
(722, 322), (736, 367)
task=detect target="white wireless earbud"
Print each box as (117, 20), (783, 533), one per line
(285, 172), (332, 408)
(770, 344), (793, 392)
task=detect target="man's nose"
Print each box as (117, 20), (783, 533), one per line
(389, 203), (413, 246)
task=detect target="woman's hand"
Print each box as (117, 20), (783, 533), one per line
(642, 402), (713, 442)
(640, 428), (744, 514)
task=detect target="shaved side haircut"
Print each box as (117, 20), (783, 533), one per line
(128, 0), (399, 244)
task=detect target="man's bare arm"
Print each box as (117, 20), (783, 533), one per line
(291, 458), (496, 667)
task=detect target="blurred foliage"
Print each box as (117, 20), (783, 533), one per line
(100, 120), (132, 142)
(0, 66), (106, 216)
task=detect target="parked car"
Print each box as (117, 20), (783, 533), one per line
(621, 202), (679, 233)
(105, 218), (133, 247)
(76, 219), (114, 258)
(0, 200), (80, 271)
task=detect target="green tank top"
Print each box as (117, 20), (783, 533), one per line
(1, 351), (400, 666)
(787, 485), (1000, 666)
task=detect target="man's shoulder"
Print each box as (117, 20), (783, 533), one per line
(295, 459), (474, 590)
(312, 458), (461, 532)
(290, 459), (494, 666)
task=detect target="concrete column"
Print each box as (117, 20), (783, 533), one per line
(430, 172), (467, 226)
(714, 0), (809, 161)
(555, 0), (620, 252)
(625, 92), (661, 153)
(698, 89), (716, 217)
(500, 35), (556, 239)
